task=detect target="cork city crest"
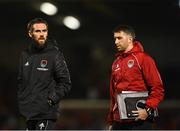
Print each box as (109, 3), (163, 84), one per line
(36, 59), (48, 71)
(40, 60), (48, 68)
(127, 59), (134, 68)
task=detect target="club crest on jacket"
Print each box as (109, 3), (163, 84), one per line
(37, 59), (48, 71)
(40, 60), (48, 68)
(127, 59), (134, 68)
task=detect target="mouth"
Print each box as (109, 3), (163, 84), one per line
(116, 46), (122, 51)
(116, 45), (121, 49)
(37, 38), (46, 45)
(39, 38), (45, 41)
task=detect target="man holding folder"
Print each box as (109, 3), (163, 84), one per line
(106, 25), (164, 130)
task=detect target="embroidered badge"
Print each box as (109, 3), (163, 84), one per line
(127, 59), (134, 68)
(37, 59), (48, 71)
(40, 60), (48, 68)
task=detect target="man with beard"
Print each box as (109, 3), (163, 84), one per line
(17, 18), (71, 130)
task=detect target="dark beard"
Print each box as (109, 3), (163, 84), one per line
(30, 39), (47, 53)
(33, 39), (47, 49)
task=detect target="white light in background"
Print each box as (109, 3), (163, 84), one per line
(179, 0), (180, 8)
(40, 2), (58, 16)
(63, 16), (80, 30)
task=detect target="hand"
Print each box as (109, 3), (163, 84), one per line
(108, 125), (112, 130)
(47, 99), (55, 106)
(132, 109), (148, 121)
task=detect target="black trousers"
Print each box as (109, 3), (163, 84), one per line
(112, 120), (154, 130)
(26, 119), (56, 130)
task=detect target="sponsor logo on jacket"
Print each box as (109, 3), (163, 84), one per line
(24, 61), (29, 66)
(114, 64), (120, 71)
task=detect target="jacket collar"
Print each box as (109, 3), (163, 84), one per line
(115, 41), (144, 58)
(28, 40), (48, 54)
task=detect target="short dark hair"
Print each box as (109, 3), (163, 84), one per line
(27, 18), (48, 32)
(113, 25), (135, 40)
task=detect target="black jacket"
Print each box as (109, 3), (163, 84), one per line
(17, 41), (71, 120)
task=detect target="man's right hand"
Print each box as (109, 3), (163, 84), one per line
(108, 125), (112, 130)
(47, 99), (55, 106)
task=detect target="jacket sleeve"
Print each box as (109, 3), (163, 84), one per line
(141, 54), (165, 109)
(106, 76), (115, 125)
(17, 53), (23, 95)
(49, 51), (71, 104)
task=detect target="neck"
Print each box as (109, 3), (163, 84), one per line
(124, 43), (133, 53)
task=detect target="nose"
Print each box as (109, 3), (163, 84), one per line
(40, 31), (45, 35)
(115, 39), (118, 45)
(39, 32), (45, 37)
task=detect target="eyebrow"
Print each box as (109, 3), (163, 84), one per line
(34, 29), (48, 32)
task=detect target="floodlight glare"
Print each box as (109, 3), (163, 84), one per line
(63, 16), (80, 30)
(40, 2), (58, 16)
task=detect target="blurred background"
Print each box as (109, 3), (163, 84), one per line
(0, 0), (180, 129)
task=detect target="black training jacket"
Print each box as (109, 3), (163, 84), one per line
(17, 41), (71, 120)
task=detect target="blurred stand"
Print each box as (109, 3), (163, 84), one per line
(56, 99), (180, 130)
(8, 99), (179, 130)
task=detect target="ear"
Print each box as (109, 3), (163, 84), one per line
(128, 35), (133, 43)
(28, 31), (32, 38)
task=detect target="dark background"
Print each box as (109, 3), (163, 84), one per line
(0, 0), (180, 129)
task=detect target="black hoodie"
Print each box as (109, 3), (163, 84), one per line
(17, 40), (71, 120)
